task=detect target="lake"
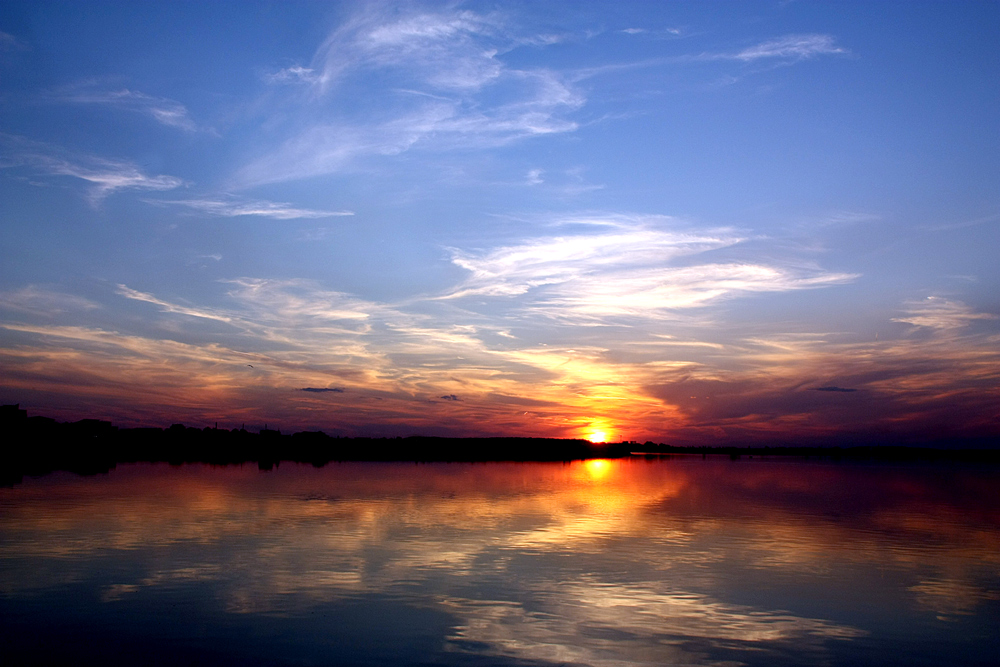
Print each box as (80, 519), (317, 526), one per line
(1, 458), (998, 666)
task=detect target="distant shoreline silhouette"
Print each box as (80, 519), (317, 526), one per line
(2, 404), (997, 485)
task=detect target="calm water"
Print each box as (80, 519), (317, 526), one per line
(1, 458), (998, 667)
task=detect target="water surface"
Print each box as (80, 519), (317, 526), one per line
(1, 458), (998, 666)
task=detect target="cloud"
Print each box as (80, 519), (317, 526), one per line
(579, 33), (846, 78)
(58, 85), (200, 132)
(224, 278), (372, 324)
(239, 8), (583, 185)
(570, 32), (843, 89)
(0, 133), (184, 202)
(731, 34), (847, 62)
(893, 297), (997, 330)
(0, 31), (27, 52)
(642, 315), (1000, 445)
(448, 216), (737, 295)
(310, 8), (506, 92)
(518, 167), (604, 195)
(445, 215), (856, 320)
(264, 65), (319, 85)
(116, 285), (233, 323)
(557, 263), (856, 317)
(3, 266), (998, 443)
(445, 581), (863, 667)
(0, 286), (100, 315)
(241, 71), (582, 185)
(151, 197), (354, 220)
(925, 212), (1000, 232)
(620, 27), (682, 38)
(56, 161), (183, 202)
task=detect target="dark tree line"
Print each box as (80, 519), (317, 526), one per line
(2, 404), (996, 486)
(0, 404), (628, 484)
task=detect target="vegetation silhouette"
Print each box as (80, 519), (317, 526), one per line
(0, 404), (628, 484)
(1, 404), (997, 486)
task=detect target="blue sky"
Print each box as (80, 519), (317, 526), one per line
(1, 1), (998, 444)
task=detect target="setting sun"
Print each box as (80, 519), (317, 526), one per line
(587, 430), (608, 443)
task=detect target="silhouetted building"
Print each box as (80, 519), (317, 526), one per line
(1, 404), (27, 422)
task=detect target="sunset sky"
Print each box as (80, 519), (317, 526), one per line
(1, 1), (998, 444)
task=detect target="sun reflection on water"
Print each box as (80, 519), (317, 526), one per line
(583, 458), (612, 481)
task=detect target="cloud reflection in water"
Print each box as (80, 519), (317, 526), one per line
(1, 459), (998, 666)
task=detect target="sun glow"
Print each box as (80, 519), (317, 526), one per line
(588, 430), (608, 443)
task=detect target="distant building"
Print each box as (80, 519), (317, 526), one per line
(1, 404), (28, 422)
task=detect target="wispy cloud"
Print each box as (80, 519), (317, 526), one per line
(893, 297), (997, 330)
(644, 319), (1000, 444)
(548, 263), (856, 318)
(151, 197), (354, 220)
(58, 85), (200, 132)
(730, 34), (847, 62)
(0, 133), (184, 202)
(446, 580), (862, 667)
(241, 23), (846, 185)
(239, 8), (582, 185)
(52, 159), (183, 203)
(0, 30), (27, 52)
(448, 215), (737, 296)
(924, 212), (1000, 232)
(0, 286), (100, 315)
(445, 215), (856, 320)
(241, 74), (581, 185)
(116, 285), (233, 323)
(310, 8), (506, 92)
(620, 27), (682, 37)
(264, 65), (319, 85)
(573, 33), (846, 83)
(224, 279), (373, 324)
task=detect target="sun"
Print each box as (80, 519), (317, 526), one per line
(587, 429), (608, 443)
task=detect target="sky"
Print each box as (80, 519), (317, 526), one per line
(0, 1), (998, 445)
